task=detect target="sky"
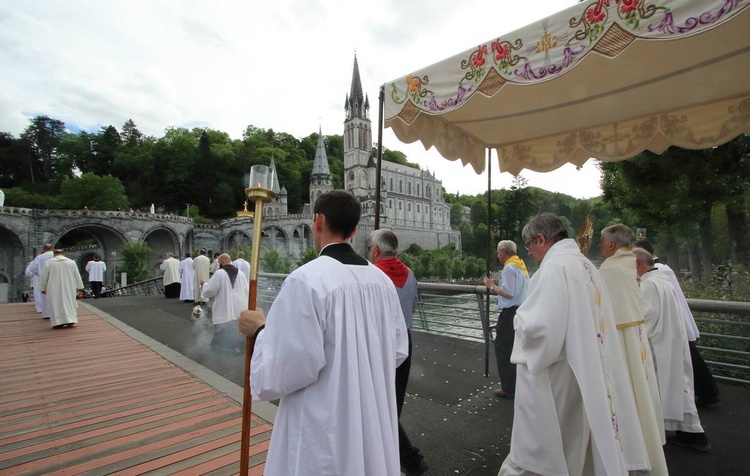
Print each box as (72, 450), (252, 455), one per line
(0, 0), (602, 199)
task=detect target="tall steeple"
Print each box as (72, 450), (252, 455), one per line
(345, 54), (369, 121)
(309, 127), (333, 207)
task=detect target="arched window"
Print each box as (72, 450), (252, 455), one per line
(390, 177), (394, 191)
(417, 183), (421, 197)
(399, 180), (403, 193)
(408, 182), (411, 194)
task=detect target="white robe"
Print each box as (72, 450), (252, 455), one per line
(38, 256), (84, 327)
(508, 239), (645, 476)
(160, 257), (181, 286)
(179, 258), (194, 300)
(25, 261), (42, 313)
(201, 268), (248, 325)
(599, 249), (667, 475)
(232, 258), (251, 280)
(655, 263), (700, 341)
(640, 270), (703, 433)
(28, 251), (54, 317)
(193, 254), (210, 303)
(251, 253), (409, 476)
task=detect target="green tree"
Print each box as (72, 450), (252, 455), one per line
(298, 248), (318, 266)
(21, 115), (66, 181)
(120, 242), (151, 283)
(58, 173), (129, 210)
(263, 249), (291, 273)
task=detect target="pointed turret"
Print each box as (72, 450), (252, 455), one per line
(269, 157), (282, 195)
(310, 127), (334, 207)
(311, 127), (332, 178)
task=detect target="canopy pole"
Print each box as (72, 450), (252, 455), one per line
(375, 85), (385, 230)
(485, 148), (492, 378)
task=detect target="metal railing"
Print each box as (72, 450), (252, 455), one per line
(114, 273), (750, 384)
(102, 277), (164, 298)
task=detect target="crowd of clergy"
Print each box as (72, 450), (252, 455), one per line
(495, 216), (716, 476)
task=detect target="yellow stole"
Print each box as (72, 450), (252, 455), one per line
(504, 255), (528, 277)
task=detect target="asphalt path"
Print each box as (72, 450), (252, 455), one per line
(87, 296), (749, 475)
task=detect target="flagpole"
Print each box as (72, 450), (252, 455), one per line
(240, 165), (276, 476)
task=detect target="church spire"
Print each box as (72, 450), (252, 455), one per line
(346, 54), (369, 120)
(311, 126), (331, 178)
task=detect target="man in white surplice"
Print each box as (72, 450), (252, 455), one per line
(232, 251), (251, 280)
(193, 249), (210, 304)
(598, 224), (667, 475)
(200, 253), (248, 352)
(499, 213), (644, 476)
(39, 249), (84, 329)
(238, 191), (409, 476)
(634, 247), (711, 452)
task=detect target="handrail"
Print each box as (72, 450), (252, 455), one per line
(114, 272), (750, 384)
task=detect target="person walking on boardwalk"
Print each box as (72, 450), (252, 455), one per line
(193, 248), (210, 305)
(200, 253), (248, 353)
(39, 249), (84, 329)
(160, 253), (181, 299)
(238, 190), (408, 476)
(635, 238), (720, 407)
(370, 228), (429, 476)
(84, 253), (107, 298)
(27, 243), (54, 319)
(179, 253), (194, 302)
(483, 240), (528, 399)
(598, 224), (668, 474)
(634, 247), (711, 452)
(499, 213), (646, 476)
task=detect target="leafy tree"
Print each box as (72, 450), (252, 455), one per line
(21, 115), (66, 181)
(3, 186), (61, 208)
(262, 249), (291, 273)
(120, 242), (151, 283)
(58, 173), (129, 210)
(298, 247), (318, 266)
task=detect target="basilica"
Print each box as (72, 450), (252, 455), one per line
(213, 56), (461, 258)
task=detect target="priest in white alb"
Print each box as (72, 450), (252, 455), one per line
(634, 247), (711, 452)
(193, 249), (210, 304)
(598, 224), (667, 475)
(27, 243), (54, 318)
(500, 213), (646, 476)
(39, 249), (84, 329)
(200, 253), (248, 352)
(238, 191), (408, 476)
(179, 253), (194, 302)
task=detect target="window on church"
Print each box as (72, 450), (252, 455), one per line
(417, 204), (420, 212)
(390, 178), (393, 191)
(398, 202), (402, 210)
(417, 184), (421, 197)
(408, 182), (411, 194)
(408, 203), (411, 212)
(389, 200), (393, 208)
(399, 180), (403, 193)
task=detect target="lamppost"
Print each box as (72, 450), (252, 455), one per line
(239, 165), (276, 476)
(111, 250), (117, 288)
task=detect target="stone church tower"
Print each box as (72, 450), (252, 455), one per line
(309, 126), (334, 206)
(343, 54), (386, 224)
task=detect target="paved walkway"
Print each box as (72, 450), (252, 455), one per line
(0, 302), (274, 476)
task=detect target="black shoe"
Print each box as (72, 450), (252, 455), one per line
(52, 324), (65, 329)
(667, 431), (711, 452)
(402, 459), (429, 476)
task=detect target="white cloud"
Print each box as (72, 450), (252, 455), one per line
(1, 0), (600, 197)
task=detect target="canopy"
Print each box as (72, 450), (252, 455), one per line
(384, 0), (750, 175)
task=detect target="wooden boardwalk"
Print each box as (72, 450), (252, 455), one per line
(0, 302), (271, 475)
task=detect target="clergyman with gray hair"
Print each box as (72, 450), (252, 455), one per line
(483, 239), (528, 398)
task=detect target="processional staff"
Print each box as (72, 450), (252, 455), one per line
(240, 165), (276, 476)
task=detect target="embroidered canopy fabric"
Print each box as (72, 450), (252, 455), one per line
(384, 0), (750, 175)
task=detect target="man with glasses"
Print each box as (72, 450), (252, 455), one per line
(483, 240), (528, 399)
(499, 213), (646, 476)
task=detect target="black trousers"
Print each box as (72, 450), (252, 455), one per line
(90, 281), (103, 298)
(690, 340), (720, 405)
(494, 306), (518, 394)
(396, 331), (423, 470)
(164, 282), (181, 299)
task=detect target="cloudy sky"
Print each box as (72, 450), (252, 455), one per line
(0, 0), (603, 198)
